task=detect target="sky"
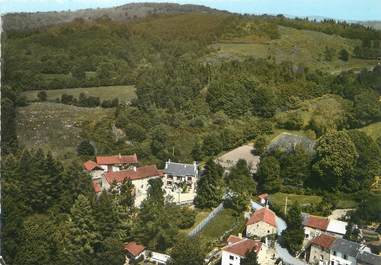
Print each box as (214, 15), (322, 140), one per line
(0, 0), (380, 21)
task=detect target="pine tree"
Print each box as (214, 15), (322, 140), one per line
(120, 179), (135, 208)
(257, 156), (282, 193)
(66, 194), (98, 264)
(94, 192), (120, 240)
(194, 159), (224, 208)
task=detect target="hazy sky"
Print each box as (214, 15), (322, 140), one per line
(0, 0), (380, 21)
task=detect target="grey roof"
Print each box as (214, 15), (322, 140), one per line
(266, 133), (316, 155)
(357, 251), (381, 265)
(330, 238), (360, 257)
(163, 161), (197, 177)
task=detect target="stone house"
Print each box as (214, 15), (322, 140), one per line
(307, 234), (336, 265)
(246, 207), (277, 238)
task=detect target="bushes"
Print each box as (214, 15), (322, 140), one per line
(60, 93), (119, 108)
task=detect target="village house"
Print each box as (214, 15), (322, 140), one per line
(303, 214), (347, 246)
(84, 155), (163, 207)
(221, 235), (264, 265)
(95, 153), (138, 172)
(306, 234), (380, 265)
(124, 241), (146, 264)
(307, 234), (336, 265)
(258, 193), (269, 205)
(162, 159), (198, 205)
(246, 207), (277, 239)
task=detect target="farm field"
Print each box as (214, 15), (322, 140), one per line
(22, 85), (136, 103)
(16, 102), (114, 159)
(211, 26), (378, 72)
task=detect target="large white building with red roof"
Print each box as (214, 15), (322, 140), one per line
(246, 207), (277, 238)
(221, 235), (264, 265)
(83, 154), (163, 207)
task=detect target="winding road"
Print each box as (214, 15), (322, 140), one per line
(251, 202), (307, 265)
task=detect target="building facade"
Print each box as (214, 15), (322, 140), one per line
(162, 160), (198, 204)
(221, 235), (263, 265)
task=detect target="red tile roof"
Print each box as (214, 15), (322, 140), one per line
(247, 207), (277, 228)
(311, 234), (336, 249)
(105, 165), (162, 184)
(83, 160), (103, 171)
(227, 235), (243, 244)
(304, 215), (329, 231)
(258, 193), (268, 200)
(96, 154), (138, 165)
(92, 181), (101, 193)
(223, 238), (262, 257)
(124, 242), (145, 257)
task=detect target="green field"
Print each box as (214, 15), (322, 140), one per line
(211, 26), (378, 72)
(22, 85), (136, 103)
(197, 208), (240, 242)
(270, 192), (323, 209)
(16, 102), (114, 159)
(359, 122), (381, 140)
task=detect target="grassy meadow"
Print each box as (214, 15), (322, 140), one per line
(211, 26), (378, 72)
(16, 102), (114, 159)
(22, 85), (136, 103)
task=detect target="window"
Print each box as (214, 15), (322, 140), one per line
(305, 234), (309, 238)
(333, 251), (336, 256)
(229, 255), (234, 260)
(331, 261), (334, 265)
(267, 230), (270, 233)
(343, 255), (347, 260)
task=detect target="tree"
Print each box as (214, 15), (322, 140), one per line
(347, 130), (381, 190)
(255, 135), (267, 156)
(147, 178), (165, 206)
(352, 90), (381, 127)
(252, 86), (277, 118)
(257, 156), (281, 193)
(344, 223), (360, 243)
(194, 159), (224, 208)
(202, 133), (223, 156)
(312, 131), (358, 191)
(37, 90), (48, 101)
(241, 249), (259, 265)
(14, 214), (60, 265)
(282, 203), (304, 255)
(169, 237), (205, 265)
(66, 194), (98, 264)
(77, 140), (95, 156)
(119, 179), (135, 208)
(94, 192), (120, 240)
(339, 48), (349, 61)
(226, 159), (256, 195)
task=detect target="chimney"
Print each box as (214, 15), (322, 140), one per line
(238, 233), (242, 239)
(133, 166), (136, 172)
(118, 153), (121, 159)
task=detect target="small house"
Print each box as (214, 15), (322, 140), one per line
(124, 241), (145, 263)
(246, 207), (277, 238)
(221, 235), (263, 265)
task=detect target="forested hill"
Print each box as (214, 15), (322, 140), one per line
(2, 2), (224, 32)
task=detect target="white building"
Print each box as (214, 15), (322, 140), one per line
(221, 235), (263, 265)
(84, 157), (163, 207)
(162, 160), (198, 205)
(329, 239), (359, 265)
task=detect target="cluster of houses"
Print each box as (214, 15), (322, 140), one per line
(83, 153), (381, 265)
(303, 214), (381, 265)
(83, 154), (198, 207)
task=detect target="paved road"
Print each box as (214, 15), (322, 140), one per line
(251, 201), (307, 265)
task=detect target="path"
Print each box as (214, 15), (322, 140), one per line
(251, 202), (307, 265)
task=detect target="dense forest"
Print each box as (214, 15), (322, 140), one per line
(2, 5), (381, 265)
